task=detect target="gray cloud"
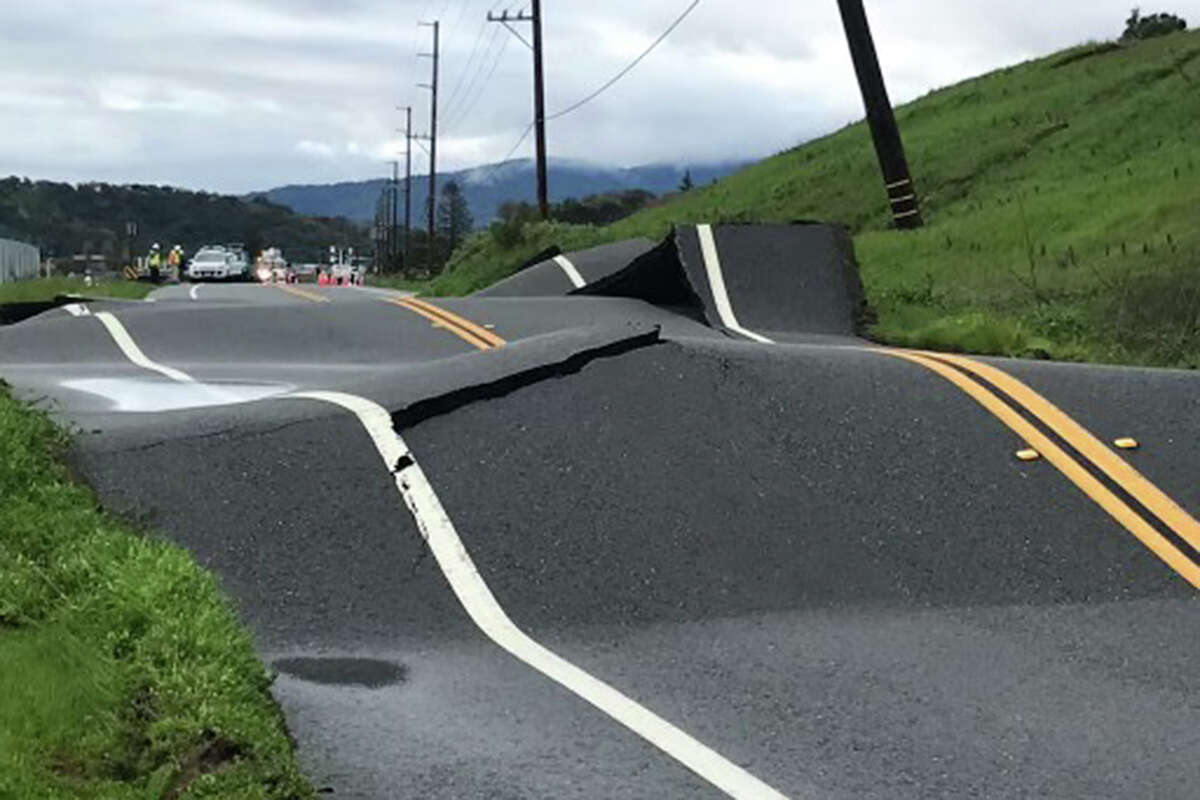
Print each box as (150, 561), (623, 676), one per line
(2, 0), (1195, 193)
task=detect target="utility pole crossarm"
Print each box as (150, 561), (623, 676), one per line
(486, 10), (535, 22)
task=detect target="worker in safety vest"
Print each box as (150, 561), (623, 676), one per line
(167, 245), (182, 281)
(148, 243), (162, 283)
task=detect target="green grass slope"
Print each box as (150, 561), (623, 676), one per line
(431, 31), (1200, 367)
(0, 277), (155, 303)
(0, 384), (311, 799)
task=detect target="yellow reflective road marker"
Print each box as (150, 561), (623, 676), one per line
(276, 284), (330, 303)
(1016, 449), (1041, 462)
(883, 349), (1200, 589)
(1114, 438), (1140, 450)
(928, 352), (1200, 557)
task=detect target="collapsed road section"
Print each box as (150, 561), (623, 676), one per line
(1, 224), (1197, 799)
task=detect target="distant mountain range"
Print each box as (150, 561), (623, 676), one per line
(248, 159), (750, 227)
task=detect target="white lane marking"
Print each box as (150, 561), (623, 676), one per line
(93, 311), (196, 384)
(553, 254), (587, 289)
(695, 224), (774, 344)
(86, 313), (792, 797)
(290, 389), (791, 800)
(63, 303), (91, 317)
(189, 284), (200, 301)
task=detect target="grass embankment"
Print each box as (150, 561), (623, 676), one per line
(0, 385), (311, 799)
(429, 31), (1200, 368)
(0, 277), (155, 304)
(365, 273), (424, 292)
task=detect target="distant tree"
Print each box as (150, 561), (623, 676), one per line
(679, 169), (694, 192)
(550, 189), (656, 225)
(437, 180), (473, 252)
(1122, 8), (1187, 41)
(490, 201), (539, 248)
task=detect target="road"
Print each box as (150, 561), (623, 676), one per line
(2, 224), (1198, 798)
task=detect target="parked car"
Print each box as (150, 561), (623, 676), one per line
(186, 247), (239, 280)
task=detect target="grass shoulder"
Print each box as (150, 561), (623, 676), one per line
(0, 383), (312, 799)
(0, 277), (156, 304)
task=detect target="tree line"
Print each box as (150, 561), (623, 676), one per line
(377, 183), (659, 275)
(0, 177), (371, 267)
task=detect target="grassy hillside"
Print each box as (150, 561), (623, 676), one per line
(428, 30), (1200, 368)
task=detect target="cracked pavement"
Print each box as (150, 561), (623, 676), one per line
(2, 227), (1199, 798)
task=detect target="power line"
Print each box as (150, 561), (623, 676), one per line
(473, 120), (535, 185)
(441, 17), (492, 112)
(442, 24), (505, 124)
(444, 33), (512, 133)
(447, 0), (477, 38)
(547, 0), (700, 121)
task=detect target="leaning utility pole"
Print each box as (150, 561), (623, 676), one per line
(488, 2), (549, 219)
(836, 0), (923, 229)
(417, 21), (440, 270)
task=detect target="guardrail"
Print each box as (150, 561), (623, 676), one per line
(0, 238), (40, 283)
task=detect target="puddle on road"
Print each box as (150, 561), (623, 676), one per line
(60, 377), (293, 412)
(273, 657), (407, 689)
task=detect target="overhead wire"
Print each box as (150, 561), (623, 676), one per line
(432, 1), (700, 189)
(443, 32), (512, 133)
(472, 120), (536, 184)
(547, 0), (701, 121)
(441, 17), (492, 112)
(442, 23), (504, 124)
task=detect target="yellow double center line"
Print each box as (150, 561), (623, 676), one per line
(388, 296), (506, 351)
(276, 284), (330, 303)
(885, 348), (1200, 588)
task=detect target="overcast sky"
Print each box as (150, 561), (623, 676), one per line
(1, 1), (1195, 193)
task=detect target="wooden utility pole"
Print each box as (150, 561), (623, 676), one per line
(836, 0), (923, 229)
(389, 160), (399, 268)
(403, 105), (413, 271)
(488, 3), (549, 219)
(418, 20), (440, 270)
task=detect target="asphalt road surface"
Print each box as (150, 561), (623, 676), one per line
(2, 224), (1197, 799)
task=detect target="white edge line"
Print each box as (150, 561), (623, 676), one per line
(695, 224), (774, 344)
(553, 254), (587, 289)
(90, 306), (793, 799)
(288, 390), (791, 800)
(63, 303), (91, 317)
(93, 311), (196, 384)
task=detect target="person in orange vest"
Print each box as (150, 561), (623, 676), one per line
(167, 245), (182, 281)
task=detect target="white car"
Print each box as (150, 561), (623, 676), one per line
(187, 247), (250, 281)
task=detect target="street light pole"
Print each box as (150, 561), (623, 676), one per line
(836, 0), (923, 229)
